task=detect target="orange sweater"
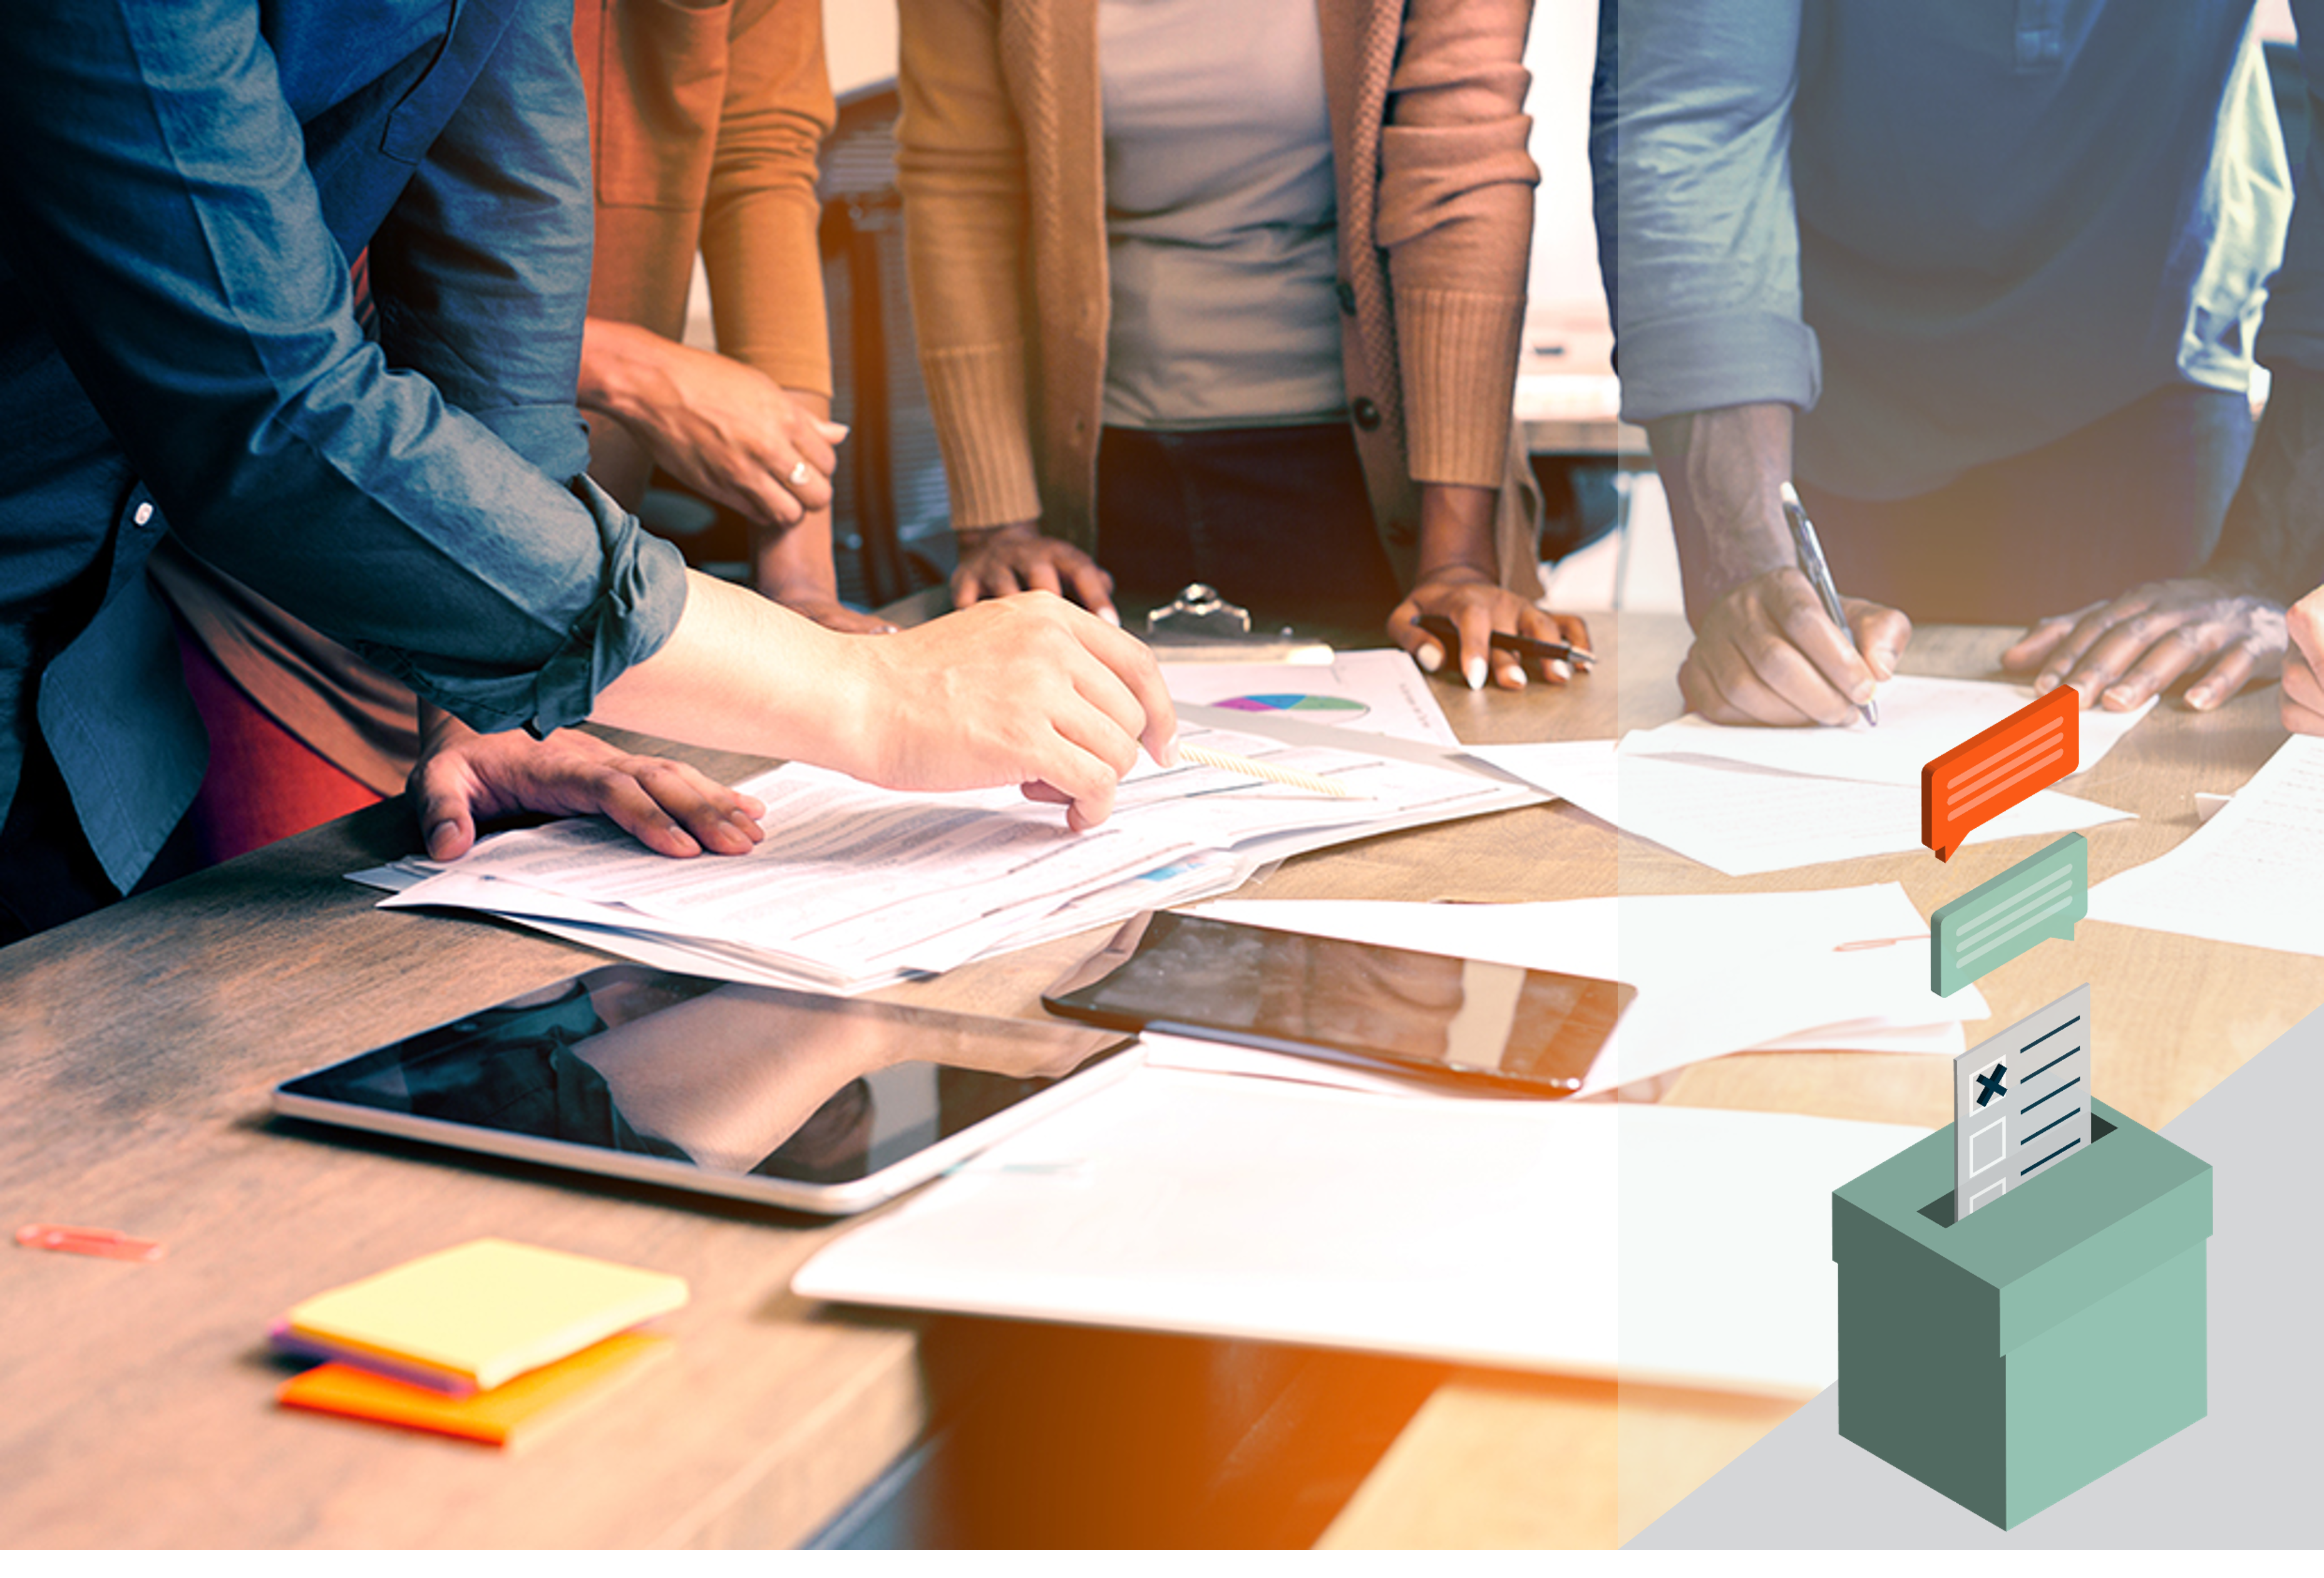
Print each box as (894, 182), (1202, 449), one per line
(895, 0), (1541, 592)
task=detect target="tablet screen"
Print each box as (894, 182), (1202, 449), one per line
(1046, 912), (1632, 1095)
(278, 966), (1131, 1187)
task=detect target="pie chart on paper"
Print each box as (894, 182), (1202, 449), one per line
(1213, 693), (1370, 724)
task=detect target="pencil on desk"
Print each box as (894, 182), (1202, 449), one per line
(1176, 744), (1365, 800)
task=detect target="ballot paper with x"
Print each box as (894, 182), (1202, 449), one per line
(1951, 984), (2094, 1221)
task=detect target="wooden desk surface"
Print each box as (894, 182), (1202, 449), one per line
(1320, 614), (2324, 1549)
(3, 616), (2315, 1547)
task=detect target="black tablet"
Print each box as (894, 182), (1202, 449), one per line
(1042, 911), (1633, 1097)
(274, 966), (1136, 1214)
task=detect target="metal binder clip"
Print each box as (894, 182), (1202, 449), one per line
(1144, 584), (1252, 639)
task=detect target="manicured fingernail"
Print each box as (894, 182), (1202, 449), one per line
(1851, 680), (1876, 704)
(2035, 673), (2060, 693)
(2102, 685), (2137, 708)
(1099, 606), (1121, 627)
(1416, 643), (1442, 673)
(1464, 656), (1486, 691)
(2189, 686), (2219, 710)
(1161, 735), (1181, 768)
(1503, 665), (1528, 689)
(1549, 659), (1572, 683)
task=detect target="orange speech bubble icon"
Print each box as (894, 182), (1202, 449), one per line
(1921, 688), (2080, 861)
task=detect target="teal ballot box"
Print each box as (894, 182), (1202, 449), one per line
(1830, 1100), (2211, 1529)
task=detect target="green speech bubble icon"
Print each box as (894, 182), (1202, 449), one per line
(1930, 833), (2088, 996)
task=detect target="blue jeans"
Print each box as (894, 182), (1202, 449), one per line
(1781, 384), (2255, 629)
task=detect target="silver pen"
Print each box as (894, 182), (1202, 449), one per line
(1779, 481), (1878, 728)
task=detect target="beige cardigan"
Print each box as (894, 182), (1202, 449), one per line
(895, 0), (1542, 595)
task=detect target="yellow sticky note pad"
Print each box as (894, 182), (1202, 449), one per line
(285, 1238), (687, 1391)
(279, 1332), (672, 1448)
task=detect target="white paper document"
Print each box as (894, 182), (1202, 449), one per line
(1191, 886), (1983, 1095)
(2089, 735), (2324, 958)
(1161, 647), (1459, 746)
(791, 1066), (1928, 1395)
(1618, 676), (2156, 788)
(379, 719), (1539, 990)
(1473, 740), (2134, 877)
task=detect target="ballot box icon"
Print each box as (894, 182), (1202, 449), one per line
(1831, 1100), (2211, 1530)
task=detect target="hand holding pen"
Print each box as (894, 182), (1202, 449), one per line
(1392, 580), (1593, 690)
(1674, 484), (1911, 727)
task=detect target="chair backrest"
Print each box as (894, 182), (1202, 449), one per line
(820, 80), (955, 609)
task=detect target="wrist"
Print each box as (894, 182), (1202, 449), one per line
(577, 319), (674, 428)
(957, 520), (1042, 550)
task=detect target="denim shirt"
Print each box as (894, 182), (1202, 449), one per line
(1591, 1), (2315, 503)
(0, 0), (687, 892)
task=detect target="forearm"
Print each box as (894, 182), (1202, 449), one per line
(592, 570), (871, 771)
(1647, 402), (1796, 617)
(2208, 367), (2324, 602)
(577, 317), (684, 435)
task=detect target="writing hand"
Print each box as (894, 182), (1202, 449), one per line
(849, 592), (1174, 832)
(1679, 568), (1909, 725)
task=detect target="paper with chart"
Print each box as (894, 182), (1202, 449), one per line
(378, 719), (1540, 991)
(1469, 740), (2131, 877)
(1161, 648), (1459, 746)
(1619, 677), (2155, 788)
(790, 1065), (1929, 1394)
(2089, 735), (2324, 957)
(1190, 885), (1986, 1095)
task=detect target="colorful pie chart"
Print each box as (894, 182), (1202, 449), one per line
(1213, 693), (1370, 722)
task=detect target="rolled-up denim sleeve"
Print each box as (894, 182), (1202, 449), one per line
(1590, 0), (1820, 425)
(0, 0), (685, 738)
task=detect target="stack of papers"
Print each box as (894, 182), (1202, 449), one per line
(2091, 734), (2324, 957)
(370, 715), (1540, 993)
(1188, 886), (1985, 1094)
(272, 1239), (684, 1448)
(1471, 676), (2147, 876)
(792, 1066), (1928, 1396)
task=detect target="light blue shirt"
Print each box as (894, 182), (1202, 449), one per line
(1593, 1), (2311, 501)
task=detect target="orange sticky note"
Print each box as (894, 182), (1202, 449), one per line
(276, 1332), (671, 1448)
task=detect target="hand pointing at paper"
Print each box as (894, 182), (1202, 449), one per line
(591, 582), (1177, 835)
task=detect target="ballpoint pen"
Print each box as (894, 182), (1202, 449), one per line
(1780, 481), (1878, 728)
(1412, 614), (1595, 670)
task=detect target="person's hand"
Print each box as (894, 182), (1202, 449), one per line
(767, 589), (897, 636)
(2000, 577), (2285, 713)
(1389, 569), (1591, 690)
(408, 712), (766, 862)
(952, 521), (1118, 622)
(579, 320), (845, 528)
(1679, 567), (1910, 725)
(2282, 586), (2324, 734)
(846, 591), (1175, 831)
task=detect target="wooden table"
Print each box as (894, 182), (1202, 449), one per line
(3, 616), (2314, 1546)
(1319, 614), (2324, 1549)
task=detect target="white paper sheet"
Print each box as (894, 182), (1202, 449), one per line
(1472, 740), (2134, 877)
(1618, 676), (2155, 788)
(2089, 735), (2324, 958)
(380, 719), (1538, 989)
(1190, 889), (1983, 1095)
(1162, 647), (1459, 746)
(791, 1066), (1929, 1395)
